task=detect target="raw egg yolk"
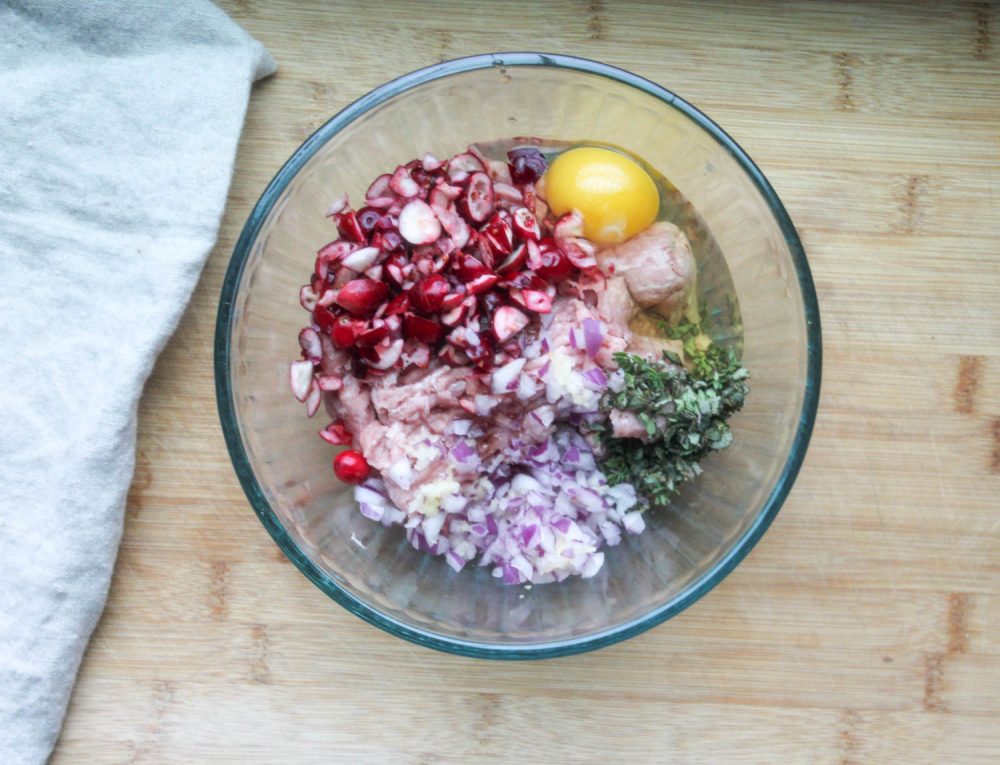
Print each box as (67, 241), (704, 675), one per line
(542, 146), (659, 244)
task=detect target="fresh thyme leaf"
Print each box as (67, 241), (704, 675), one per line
(595, 317), (749, 507)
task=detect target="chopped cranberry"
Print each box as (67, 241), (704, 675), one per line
(409, 274), (449, 313)
(402, 313), (443, 343)
(535, 245), (574, 281)
(312, 304), (337, 333)
(334, 210), (366, 243)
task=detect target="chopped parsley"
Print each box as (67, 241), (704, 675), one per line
(595, 318), (749, 508)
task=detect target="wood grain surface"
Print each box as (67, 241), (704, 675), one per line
(52, 1), (999, 762)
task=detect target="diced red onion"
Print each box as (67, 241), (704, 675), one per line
(359, 503), (384, 522)
(490, 358), (526, 395)
(583, 367), (608, 389)
(451, 440), (476, 462)
(475, 394), (499, 416)
(582, 318), (603, 359)
(622, 511), (646, 535)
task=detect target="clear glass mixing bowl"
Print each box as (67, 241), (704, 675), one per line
(215, 53), (821, 658)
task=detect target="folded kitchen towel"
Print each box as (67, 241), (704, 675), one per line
(0, 2), (274, 761)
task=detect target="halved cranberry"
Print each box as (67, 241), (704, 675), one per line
(482, 214), (513, 256)
(319, 420), (352, 446)
(454, 252), (491, 282)
(495, 243), (527, 277)
(520, 288), (553, 313)
(492, 305), (529, 342)
(382, 292), (409, 316)
(422, 154), (445, 172)
(341, 246), (380, 273)
(334, 210), (366, 243)
(335, 278), (388, 317)
(357, 325), (390, 347)
(465, 273), (500, 295)
(312, 304), (337, 333)
(440, 289), (467, 312)
(458, 172), (494, 223)
(507, 147), (548, 185)
(409, 274), (449, 313)
(316, 240), (354, 270)
(434, 205), (470, 249)
(331, 315), (357, 348)
(448, 152), (486, 183)
(428, 186), (452, 211)
(440, 301), (469, 327)
(366, 173), (393, 201)
(536, 245), (574, 281)
(357, 207), (383, 235)
(560, 239), (598, 269)
(511, 207), (541, 241)
(398, 199), (442, 245)
(389, 165), (421, 198)
(402, 313), (442, 343)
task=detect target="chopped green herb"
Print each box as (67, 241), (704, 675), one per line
(595, 318), (749, 507)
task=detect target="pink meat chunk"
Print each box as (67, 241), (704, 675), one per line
(597, 221), (694, 317)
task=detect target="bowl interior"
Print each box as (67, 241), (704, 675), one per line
(218, 55), (819, 656)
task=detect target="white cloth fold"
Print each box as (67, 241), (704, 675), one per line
(0, 2), (274, 761)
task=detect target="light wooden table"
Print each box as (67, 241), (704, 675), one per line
(53, 2), (999, 762)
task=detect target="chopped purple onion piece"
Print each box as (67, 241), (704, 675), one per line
(582, 318), (603, 359)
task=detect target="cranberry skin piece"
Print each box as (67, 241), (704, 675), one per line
(333, 450), (370, 484)
(409, 274), (450, 313)
(507, 148), (548, 185)
(458, 172), (495, 223)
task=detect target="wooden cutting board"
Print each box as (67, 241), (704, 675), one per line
(52, 2), (999, 762)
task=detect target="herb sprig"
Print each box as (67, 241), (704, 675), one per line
(595, 318), (749, 507)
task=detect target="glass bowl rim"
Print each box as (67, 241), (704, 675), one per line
(214, 52), (822, 660)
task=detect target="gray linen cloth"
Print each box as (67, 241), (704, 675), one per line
(0, 2), (275, 761)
